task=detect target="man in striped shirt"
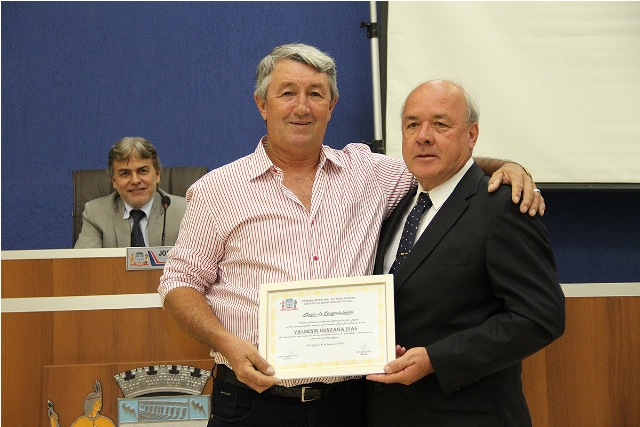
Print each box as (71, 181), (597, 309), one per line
(158, 43), (543, 427)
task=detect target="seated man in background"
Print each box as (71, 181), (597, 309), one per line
(75, 137), (186, 248)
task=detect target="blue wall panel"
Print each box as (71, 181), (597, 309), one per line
(2, 1), (374, 249)
(543, 191), (640, 283)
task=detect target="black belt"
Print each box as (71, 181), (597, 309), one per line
(216, 364), (342, 402)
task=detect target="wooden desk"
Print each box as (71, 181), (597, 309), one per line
(2, 249), (213, 426)
(2, 249), (639, 426)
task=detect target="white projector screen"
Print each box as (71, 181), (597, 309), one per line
(386, 2), (640, 184)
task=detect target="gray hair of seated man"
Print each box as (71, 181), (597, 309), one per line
(107, 136), (162, 177)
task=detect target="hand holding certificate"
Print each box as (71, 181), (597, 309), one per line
(258, 275), (395, 380)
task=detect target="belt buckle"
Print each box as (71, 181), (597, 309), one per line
(301, 386), (315, 402)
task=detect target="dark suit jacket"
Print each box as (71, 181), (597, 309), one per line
(367, 163), (565, 427)
(74, 189), (186, 248)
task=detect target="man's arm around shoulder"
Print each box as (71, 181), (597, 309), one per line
(475, 157), (545, 216)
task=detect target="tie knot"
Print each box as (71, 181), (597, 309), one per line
(130, 209), (145, 223)
(416, 192), (432, 208)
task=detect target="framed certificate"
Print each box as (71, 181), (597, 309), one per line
(258, 274), (395, 380)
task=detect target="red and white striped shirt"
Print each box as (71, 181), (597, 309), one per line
(159, 138), (415, 385)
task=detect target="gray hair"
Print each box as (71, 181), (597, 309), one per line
(401, 80), (479, 125)
(107, 137), (161, 177)
(462, 86), (480, 124)
(254, 43), (338, 103)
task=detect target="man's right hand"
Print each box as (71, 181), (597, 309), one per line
(220, 335), (280, 392)
(162, 287), (280, 392)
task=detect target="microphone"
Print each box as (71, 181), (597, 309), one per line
(161, 196), (171, 246)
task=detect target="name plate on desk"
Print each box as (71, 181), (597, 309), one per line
(258, 275), (395, 380)
(126, 247), (173, 270)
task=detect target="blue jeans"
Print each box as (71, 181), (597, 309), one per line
(208, 375), (366, 427)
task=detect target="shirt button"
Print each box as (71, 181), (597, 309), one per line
(313, 256), (319, 261)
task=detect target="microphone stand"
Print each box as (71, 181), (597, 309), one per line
(161, 209), (167, 246)
(160, 192), (171, 246)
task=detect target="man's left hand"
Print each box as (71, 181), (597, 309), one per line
(488, 162), (545, 216)
(366, 347), (433, 385)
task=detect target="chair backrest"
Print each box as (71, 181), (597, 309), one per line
(72, 166), (208, 246)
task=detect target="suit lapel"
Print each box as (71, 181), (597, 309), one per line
(374, 187), (418, 274)
(393, 164), (485, 292)
(112, 196), (131, 247)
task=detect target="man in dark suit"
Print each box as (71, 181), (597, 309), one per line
(366, 80), (565, 426)
(75, 137), (186, 248)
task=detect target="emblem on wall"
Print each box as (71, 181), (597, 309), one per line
(114, 365), (212, 426)
(48, 381), (115, 427)
(46, 366), (211, 426)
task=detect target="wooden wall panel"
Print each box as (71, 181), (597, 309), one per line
(522, 349), (549, 427)
(51, 258), (163, 296)
(1, 256), (211, 427)
(51, 308), (211, 365)
(1, 312), (53, 426)
(2, 257), (162, 298)
(545, 297), (640, 427)
(1, 258), (53, 297)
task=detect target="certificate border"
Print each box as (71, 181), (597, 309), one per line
(258, 274), (395, 380)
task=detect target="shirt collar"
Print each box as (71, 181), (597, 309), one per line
(123, 196), (154, 219)
(321, 144), (345, 169)
(417, 158), (474, 213)
(249, 136), (344, 180)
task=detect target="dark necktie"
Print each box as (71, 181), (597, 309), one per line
(389, 192), (433, 274)
(130, 209), (146, 247)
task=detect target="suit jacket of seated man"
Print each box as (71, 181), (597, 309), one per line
(74, 189), (186, 248)
(367, 162), (565, 427)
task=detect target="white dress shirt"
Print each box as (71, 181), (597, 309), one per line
(383, 158), (475, 273)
